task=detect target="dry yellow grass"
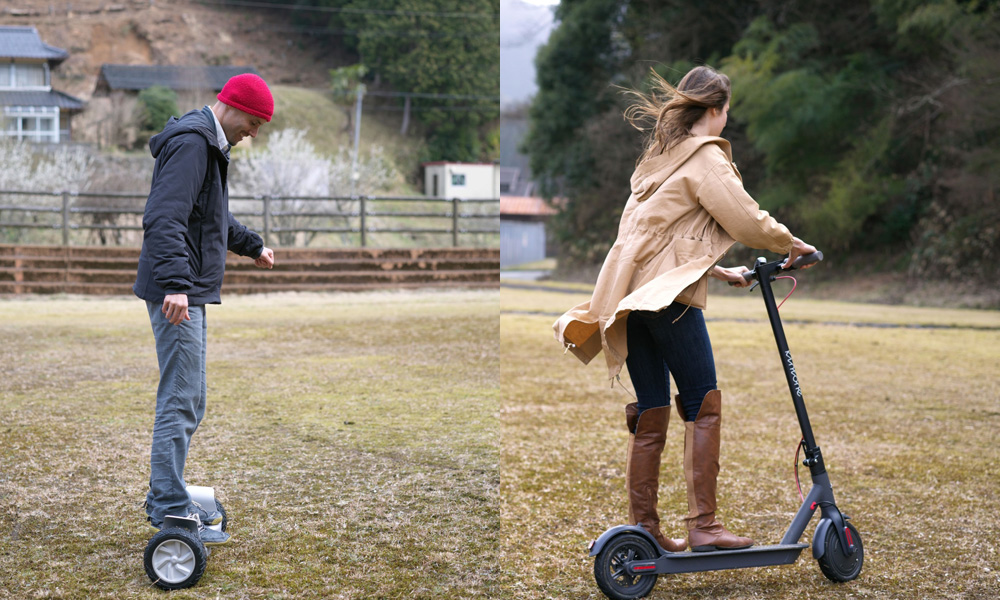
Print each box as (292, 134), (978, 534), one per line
(500, 280), (1000, 599)
(0, 290), (500, 599)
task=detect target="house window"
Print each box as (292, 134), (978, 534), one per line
(432, 174), (439, 197)
(0, 66), (9, 87)
(2, 106), (60, 143)
(14, 64), (45, 88)
(451, 173), (466, 186)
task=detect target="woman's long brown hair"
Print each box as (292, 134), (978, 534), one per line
(623, 66), (731, 165)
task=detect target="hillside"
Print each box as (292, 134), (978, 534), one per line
(1, 0), (431, 188)
(1, 0), (343, 99)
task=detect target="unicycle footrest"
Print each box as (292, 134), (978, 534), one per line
(163, 514), (200, 534)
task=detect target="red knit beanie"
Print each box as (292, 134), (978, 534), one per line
(217, 73), (274, 122)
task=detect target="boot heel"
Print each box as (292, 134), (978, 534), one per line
(691, 545), (717, 552)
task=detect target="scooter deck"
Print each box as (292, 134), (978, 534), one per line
(631, 543), (810, 575)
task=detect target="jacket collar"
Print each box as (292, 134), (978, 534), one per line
(630, 136), (732, 202)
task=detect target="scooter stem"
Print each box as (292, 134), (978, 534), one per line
(753, 258), (825, 477)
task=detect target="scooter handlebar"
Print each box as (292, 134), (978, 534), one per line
(786, 250), (824, 270)
(728, 251), (825, 286)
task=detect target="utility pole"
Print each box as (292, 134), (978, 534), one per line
(401, 95), (411, 136)
(350, 83), (365, 200)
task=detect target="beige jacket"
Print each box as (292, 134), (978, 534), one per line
(553, 136), (794, 379)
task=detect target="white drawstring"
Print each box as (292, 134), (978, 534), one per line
(671, 302), (692, 324)
(614, 374), (637, 400)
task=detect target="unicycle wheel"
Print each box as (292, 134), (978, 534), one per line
(215, 499), (228, 532)
(144, 527), (207, 590)
(818, 521), (863, 582)
(593, 533), (658, 600)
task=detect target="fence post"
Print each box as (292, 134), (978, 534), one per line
(359, 195), (367, 248)
(452, 196), (459, 247)
(61, 191), (70, 246)
(262, 196), (270, 247)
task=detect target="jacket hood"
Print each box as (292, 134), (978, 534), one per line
(149, 106), (218, 159)
(629, 136), (732, 202)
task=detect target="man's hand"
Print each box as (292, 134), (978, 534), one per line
(255, 247), (274, 269)
(162, 293), (190, 326)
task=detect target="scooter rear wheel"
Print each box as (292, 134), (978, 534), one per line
(593, 533), (658, 600)
(818, 521), (863, 582)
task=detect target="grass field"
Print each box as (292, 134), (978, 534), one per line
(500, 280), (1000, 600)
(2, 282), (998, 599)
(0, 290), (499, 599)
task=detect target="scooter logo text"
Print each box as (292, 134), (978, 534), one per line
(785, 351), (802, 397)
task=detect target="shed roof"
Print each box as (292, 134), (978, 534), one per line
(95, 64), (261, 93)
(500, 196), (558, 217)
(0, 89), (85, 110)
(0, 26), (69, 63)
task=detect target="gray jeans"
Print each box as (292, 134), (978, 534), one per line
(144, 301), (207, 525)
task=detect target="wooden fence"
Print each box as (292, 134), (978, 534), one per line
(0, 190), (500, 248)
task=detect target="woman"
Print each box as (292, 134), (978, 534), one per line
(553, 66), (817, 553)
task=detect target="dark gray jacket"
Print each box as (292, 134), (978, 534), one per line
(133, 106), (262, 304)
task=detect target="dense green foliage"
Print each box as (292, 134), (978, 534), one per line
(274, 0), (499, 162)
(527, 0), (1000, 279)
(135, 85), (179, 148)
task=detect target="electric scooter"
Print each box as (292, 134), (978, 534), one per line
(143, 485), (228, 590)
(590, 252), (863, 600)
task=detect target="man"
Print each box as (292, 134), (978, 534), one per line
(134, 73), (276, 545)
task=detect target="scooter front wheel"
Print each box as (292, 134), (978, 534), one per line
(818, 521), (863, 582)
(593, 532), (658, 600)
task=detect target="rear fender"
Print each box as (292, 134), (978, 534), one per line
(588, 525), (661, 557)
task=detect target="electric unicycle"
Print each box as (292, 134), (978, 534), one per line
(143, 486), (228, 590)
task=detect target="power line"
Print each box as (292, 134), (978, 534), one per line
(246, 24), (495, 39)
(365, 91), (499, 101)
(366, 105), (498, 113)
(196, 0), (498, 19)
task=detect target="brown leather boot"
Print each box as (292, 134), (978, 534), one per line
(625, 403), (687, 552)
(677, 391), (754, 552)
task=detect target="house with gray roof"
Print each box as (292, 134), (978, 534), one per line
(88, 64), (261, 148)
(0, 26), (85, 143)
(94, 64), (261, 96)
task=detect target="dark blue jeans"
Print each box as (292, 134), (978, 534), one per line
(625, 302), (717, 422)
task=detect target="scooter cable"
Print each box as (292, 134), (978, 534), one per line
(794, 437), (805, 502)
(775, 275), (798, 311)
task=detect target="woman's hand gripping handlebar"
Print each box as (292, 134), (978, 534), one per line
(729, 250), (825, 286)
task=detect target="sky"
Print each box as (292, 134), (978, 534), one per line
(500, 0), (559, 110)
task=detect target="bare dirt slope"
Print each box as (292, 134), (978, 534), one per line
(1, 0), (343, 101)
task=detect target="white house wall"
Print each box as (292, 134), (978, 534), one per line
(424, 163), (499, 200)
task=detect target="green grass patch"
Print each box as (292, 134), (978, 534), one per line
(0, 290), (500, 599)
(501, 283), (1000, 599)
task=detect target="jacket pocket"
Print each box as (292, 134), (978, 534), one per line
(629, 236), (707, 289)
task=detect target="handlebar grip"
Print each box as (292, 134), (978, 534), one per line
(787, 250), (824, 270)
(727, 270), (755, 286)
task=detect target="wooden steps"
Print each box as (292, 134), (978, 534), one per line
(0, 244), (500, 295)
